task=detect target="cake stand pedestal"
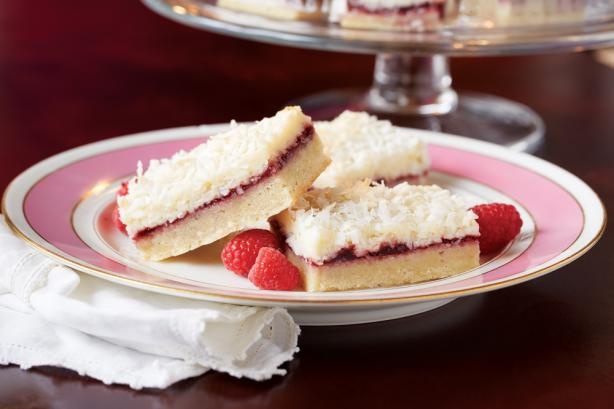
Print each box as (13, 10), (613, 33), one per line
(142, 0), (614, 152)
(293, 53), (544, 152)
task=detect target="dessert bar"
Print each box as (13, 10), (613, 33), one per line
(118, 106), (330, 260)
(314, 111), (429, 188)
(274, 181), (480, 291)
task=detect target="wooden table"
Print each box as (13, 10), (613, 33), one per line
(1, 2), (613, 408)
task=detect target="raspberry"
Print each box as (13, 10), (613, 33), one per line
(221, 229), (280, 276)
(112, 205), (127, 235)
(117, 181), (129, 197)
(248, 248), (300, 291)
(471, 203), (523, 254)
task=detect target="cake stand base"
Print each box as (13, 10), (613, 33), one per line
(289, 298), (458, 326)
(293, 89), (545, 153)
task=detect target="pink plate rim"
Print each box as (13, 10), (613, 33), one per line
(2, 124), (606, 307)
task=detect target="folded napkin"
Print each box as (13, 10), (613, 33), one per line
(0, 217), (300, 389)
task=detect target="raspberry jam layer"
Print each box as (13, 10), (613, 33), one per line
(379, 171), (428, 186)
(305, 237), (478, 267)
(347, 1), (445, 18)
(133, 125), (315, 240)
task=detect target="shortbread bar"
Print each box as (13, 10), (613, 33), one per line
(118, 106), (330, 260)
(314, 111), (429, 188)
(273, 181), (480, 292)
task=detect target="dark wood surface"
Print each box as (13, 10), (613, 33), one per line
(1, 2), (614, 408)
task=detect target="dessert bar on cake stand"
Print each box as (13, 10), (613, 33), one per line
(142, 0), (614, 153)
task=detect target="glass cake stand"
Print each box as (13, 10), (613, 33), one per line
(142, 0), (614, 152)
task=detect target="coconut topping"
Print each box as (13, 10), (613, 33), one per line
(275, 181), (479, 264)
(332, 0), (440, 15)
(313, 111), (429, 188)
(118, 106), (311, 237)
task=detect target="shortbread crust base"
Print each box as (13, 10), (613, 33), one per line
(287, 240), (480, 292)
(136, 136), (329, 260)
(218, 0), (325, 20)
(339, 12), (443, 31)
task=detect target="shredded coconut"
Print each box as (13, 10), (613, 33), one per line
(313, 111), (429, 188)
(276, 181), (479, 264)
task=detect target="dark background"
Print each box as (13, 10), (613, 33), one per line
(1, 1), (614, 408)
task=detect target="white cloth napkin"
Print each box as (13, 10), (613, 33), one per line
(0, 218), (300, 389)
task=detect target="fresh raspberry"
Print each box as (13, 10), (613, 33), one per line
(221, 229), (280, 276)
(112, 205), (127, 235)
(471, 203), (523, 254)
(117, 181), (129, 197)
(248, 247), (300, 291)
